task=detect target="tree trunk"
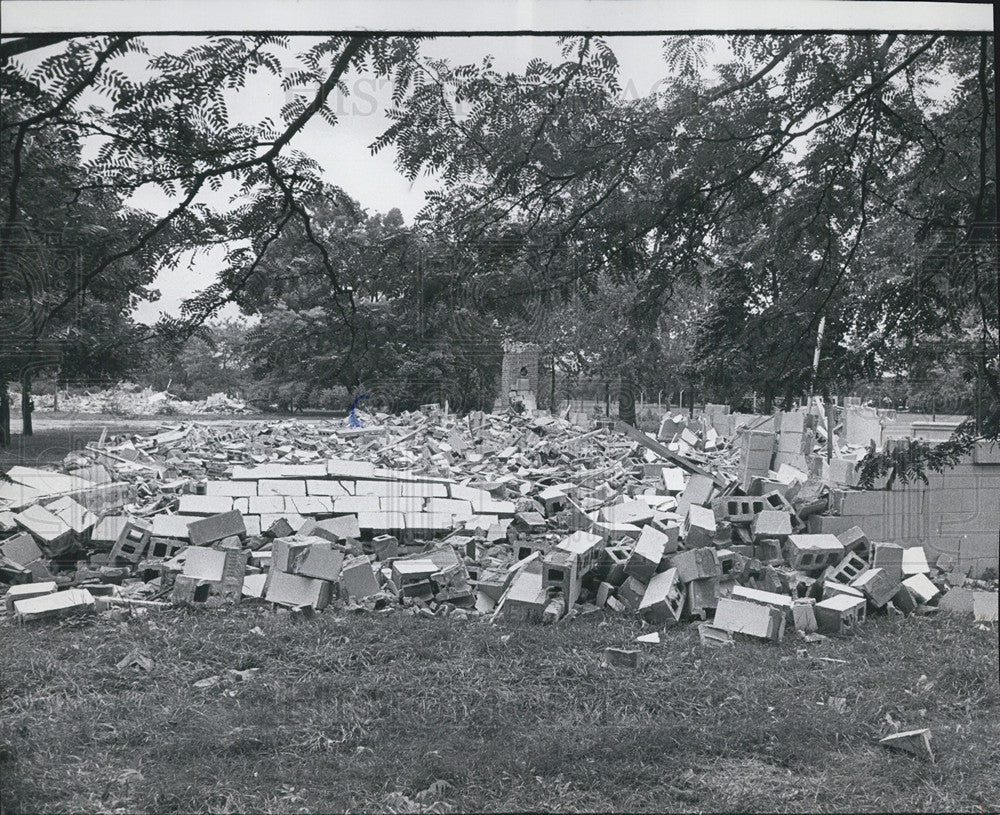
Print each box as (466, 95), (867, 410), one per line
(0, 381), (10, 448)
(763, 386), (774, 414)
(604, 382), (610, 417)
(21, 370), (33, 436)
(618, 370), (636, 427)
(550, 354), (556, 414)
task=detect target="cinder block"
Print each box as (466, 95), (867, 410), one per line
(824, 550), (869, 585)
(14, 588), (95, 622)
(555, 530), (605, 575)
(0, 531), (43, 565)
(872, 542), (904, 584)
(339, 555), (380, 601)
(901, 546), (930, 576)
(851, 567), (898, 607)
(791, 597), (817, 632)
(677, 474), (714, 517)
(110, 520), (152, 564)
(177, 495), (234, 516)
(258, 479), (307, 496)
(205, 480), (257, 497)
(638, 567), (683, 624)
(712, 597), (784, 641)
(901, 573), (939, 603)
(187, 510), (245, 546)
(684, 504), (716, 548)
(814, 594), (866, 635)
(625, 526), (668, 582)
(500, 567), (549, 622)
(784, 534), (844, 572)
(265, 569), (332, 609)
(312, 514), (361, 542)
(670, 547), (721, 583)
(752, 510), (791, 541)
(731, 585), (794, 620)
(836, 526), (870, 557)
(687, 576), (719, 617)
(616, 575), (647, 611)
(4, 581), (57, 614)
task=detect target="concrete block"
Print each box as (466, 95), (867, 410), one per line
(814, 594), (866, 635)
(684, 504), (716, 548)
(265, 569), (332, 609)
(177, 495), (234, 516)
(752, 510), (791, 541)
(638, 567), (683, 624)
(45, 496), (98, 535)
(4, 581), (57, 614)
(677, 474), (714, 517)
(187, 510), (245, 546)
(500, 567), (549, 622)
(258, 479), (307, 496)
(784, 534), (844, 571)
(13, 504), (72, 546)
(312, 514), (361, 542)
(824, 551), (870, 585)
(305, 479), (353, 497)
(371, 534), (398, 560)
(791, 597), (817, 632)
(248, 496), (288, 515)
(340, 555), (380, 601)
(698, 622), (734, 647)
(0, 531), (43, 565)
(973, 591), (998, 622)
(555, 530), (605, 575)
(901, 573), (939, 603)
(851, 567), (898, 608)
(625, 526), (668, 582)
(723, 496), (766, 524)
(687, 576), (719, 617)
(602, 647), (641, 668)
(873, 542), (904, 584)
(670, 547), (721, 583)
(891, 584), (917, 615)
(601, 499), (655, 526)
(901, 546), (930, 576)
(661, 467), (686, 494)
(541, 550), (580, 611)
(183, 547), (226, 581)
(151, 514), (193, 540)
(617, 575), (647, 611)
(14, 588), (95, 622)
(205, 480), (257, 497)
(712, 597), (784, 641)
(111, 520), (152, 564)
(731, 585), (794, 618)
(836, 526), (870, 557)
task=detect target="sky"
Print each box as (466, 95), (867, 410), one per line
(111, 35), (687, 323)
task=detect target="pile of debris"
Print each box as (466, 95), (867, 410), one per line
(1, 406), (996, 633)
(18, 383), (252, 415)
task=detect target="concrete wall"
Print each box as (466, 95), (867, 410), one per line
(809, 442), (1000, 577)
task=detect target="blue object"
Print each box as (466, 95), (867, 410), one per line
(348, 394), (368, 427)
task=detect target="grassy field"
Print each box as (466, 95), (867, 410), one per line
(0, 413), (300, 468)
(2, 606), (997, 814)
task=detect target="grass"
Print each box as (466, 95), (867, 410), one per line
(2, 606), (998, 814)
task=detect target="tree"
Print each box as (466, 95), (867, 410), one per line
(379, 34), (995, 454)
(2, 34), (424, 441)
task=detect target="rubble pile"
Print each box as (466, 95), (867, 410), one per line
(18, 383), (252, 415)
(1, 405), (997, 633)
